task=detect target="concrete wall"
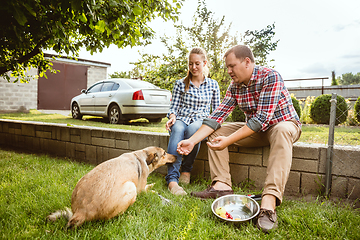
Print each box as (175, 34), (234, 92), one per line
(1, 119), (359, 200)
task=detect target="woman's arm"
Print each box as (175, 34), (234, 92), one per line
(167, 80), (182, 118)
(211, 80), (221, 111)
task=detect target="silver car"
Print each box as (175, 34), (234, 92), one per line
(70, 78), (171, 124)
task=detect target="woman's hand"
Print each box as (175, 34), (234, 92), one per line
(206, 136), (231, 151)
(166, 115), (176, 131)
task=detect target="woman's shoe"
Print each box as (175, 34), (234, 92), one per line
(169, 184), (187, 196)
(179, 173), (190, 184)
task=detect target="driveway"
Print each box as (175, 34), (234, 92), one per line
(39, 110), (71, 117)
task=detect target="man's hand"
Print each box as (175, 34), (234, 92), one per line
(177, 124), (215, 155)
(206, 136), (231, 151)
(177, 139), (195, 155)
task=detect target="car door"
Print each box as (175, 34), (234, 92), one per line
(78, 82), (103, 114)
(93, 82), (117, 115)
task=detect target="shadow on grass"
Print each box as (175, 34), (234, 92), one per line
(80, 116), (160, 126)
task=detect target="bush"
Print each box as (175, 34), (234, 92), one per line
(300, 96), (315, 124)
(310, 94), (348, 125)
(291, 96), (301, 119)
(355, 96), (360, 123)
(231, 105), (246, 122)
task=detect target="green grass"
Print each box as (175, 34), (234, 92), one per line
(1, 148), (359, 239)
(1, 110), (359, 146)
(298, 124), (360, 146)
(0, 109), (168, 133)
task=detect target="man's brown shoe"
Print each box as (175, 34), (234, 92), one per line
(256, 208), (278, 233)
(190, 186), (234, 199)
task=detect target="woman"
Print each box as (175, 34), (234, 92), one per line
(166, 47), (220, 195)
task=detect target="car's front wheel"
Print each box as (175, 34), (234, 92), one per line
(108, 105), (122, 124)
(72, 102), (83, 120)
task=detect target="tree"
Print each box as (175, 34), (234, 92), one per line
(337, 72), (360, 85)
(0, 0), (183, 82)
(331, 70), (338, 85)
(109, 71), (131, 79)
(130, 0), (279, 97)
(243, 23), (279, 68)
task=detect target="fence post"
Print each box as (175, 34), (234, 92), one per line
(325, 93), (337, 196)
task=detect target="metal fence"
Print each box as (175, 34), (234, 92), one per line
(325, 93), (360, 196)
(284, 77), (329, 93)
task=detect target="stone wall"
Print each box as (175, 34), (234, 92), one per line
(0, 119), (359, 200)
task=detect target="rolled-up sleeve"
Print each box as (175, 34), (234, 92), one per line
(203, 118), (221, 130)
(246, 118), (262, 132)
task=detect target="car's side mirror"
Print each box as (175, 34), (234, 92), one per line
(81, 89), (87, 94)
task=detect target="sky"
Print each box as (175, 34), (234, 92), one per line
(60, 0), (360, 87)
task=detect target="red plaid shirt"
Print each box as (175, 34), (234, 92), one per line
(208, 65), (301, 132)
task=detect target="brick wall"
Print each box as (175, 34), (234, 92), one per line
(0, 69), (38, 112)
(87, 65), (108, 87)
(0, 119), (359, 200)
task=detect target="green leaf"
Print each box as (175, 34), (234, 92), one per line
(79, 13), (87, 23)
(133, 6), (142, 15)
(95, 20), (106, 33)
(22, 3), (36, 17)
(13, 8), (27, 26)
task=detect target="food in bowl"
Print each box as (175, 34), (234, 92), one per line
(212, 194), (260, 223)
(215, 207), (234, 219)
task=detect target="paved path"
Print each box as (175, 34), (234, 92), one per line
(39, 110), (71, 117)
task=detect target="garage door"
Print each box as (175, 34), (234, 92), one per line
(38, 62), (88, 110)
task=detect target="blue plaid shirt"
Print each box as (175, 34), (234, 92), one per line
(167, 77), (220, 125)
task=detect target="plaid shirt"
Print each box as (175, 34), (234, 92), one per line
(209, 65), (301, 131)
(167, 77), (220, 125)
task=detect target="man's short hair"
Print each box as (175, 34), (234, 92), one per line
(224, 45), (255, 63)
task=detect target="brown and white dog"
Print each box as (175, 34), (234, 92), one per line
(47, 146), (176, 228)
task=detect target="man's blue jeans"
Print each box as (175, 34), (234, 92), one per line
(165, 119), (202, 185)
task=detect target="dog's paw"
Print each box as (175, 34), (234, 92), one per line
(145, 183), (156, 192)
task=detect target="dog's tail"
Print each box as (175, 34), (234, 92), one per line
(47, 207), (73, 222)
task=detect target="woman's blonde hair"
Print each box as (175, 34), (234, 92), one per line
(184, 47), (209, 91)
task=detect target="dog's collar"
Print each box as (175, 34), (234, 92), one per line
(134, 153), (143, 180)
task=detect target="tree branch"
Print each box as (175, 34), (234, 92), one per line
(0, 36), (51, 75)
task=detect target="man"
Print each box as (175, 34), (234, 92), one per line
(177, 45), (301, 232)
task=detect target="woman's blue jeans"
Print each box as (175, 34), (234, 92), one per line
(165, 119), (202, 185)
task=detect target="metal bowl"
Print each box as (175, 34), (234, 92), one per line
(211, 194), (260, 223)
